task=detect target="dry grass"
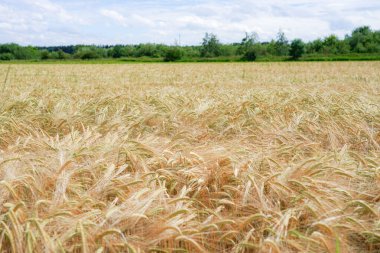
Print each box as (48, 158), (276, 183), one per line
(0, 62), (379, 252)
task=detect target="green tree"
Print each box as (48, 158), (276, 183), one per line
(237, 32), (258, 55)
(265, 40), (277, 55)
(200, 33), (222, 57)
(50, 51), (59, 59)
(322, 35), (340, 54)
(336, 40), (350, 54)
(74, 46), (102, 59)
(274, 30), (289, 56)
(0, 44), (39, 60)
(347, 26), (380, 53)
(57, 49), (70, 59)
(40, 50), (50, 60)
(135, 43), (160, 57)
(0, 53), (15, 60)
(237, 32), (260, 61)
(111, 45), (123, 58)
(109, 45), (136, 57)
(306, 38), (323, 54)
(0, 43), (19, 57)
(219, 44), (236, 56)
(182, 46), (200, 57)
(289, 39), (305, 60)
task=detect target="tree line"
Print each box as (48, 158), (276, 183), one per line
(0, 26), (379, 62)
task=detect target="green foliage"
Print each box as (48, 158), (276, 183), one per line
(220, 44), (236, 56)
(0, 26), (379, 62)
(0, 53), (15, 60)
(164, 47), (183, 62)
(0, 43), (40, 60)
(336, 41), (350, 54)
(57, 50), (70, 59)
(40, 49), (72, 60)
(50, 52), (60, 59)
(182, 46), (200, 57)
(201, 33), (222, 57)
(41, 50), (50, 60)
(109, 45), (135, 58)
(135, 44), (162, 57)
(307, 39), (323, 53)
(237, 32), (258, 55)
(238, 32), (260, 61)
(274, 30), (289, 56)
(289, 39), (305, 59)
(74, 46), (103, 60)
(111, 45), (123, 58)
(322, 35), (340, 54)
(242, 48), (257, 61)
(347, 26), (380, 53)
(16, 46), (40, 59)
(0, 43), (17, 54)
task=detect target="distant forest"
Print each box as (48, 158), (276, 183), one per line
(1, 26), (380, 62)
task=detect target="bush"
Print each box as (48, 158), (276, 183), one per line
(201, 33), (222, 57)
(290, 39), (305, 60)
(274, 30), (289, 56)
(0, 53), (15, 60)
(111, 45), (123, 58)
(135, 44), (160, 58)
(58, 50), (70, 59)
(242, 48), (257, 61)
(41, 50), (50, 60)
(164, 48), (183, 62)
(74, 47), (102, 60)
(81, 51), (99, 59)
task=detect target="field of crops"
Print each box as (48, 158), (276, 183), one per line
(0, 62), (379, 252)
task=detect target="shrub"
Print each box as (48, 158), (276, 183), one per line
(164, 48), (183, 62)
(74, 47), (101, 60)
(290, 39), (305, 60)
(274, 30), (289, 56)
(242, 48), (257, 61)
(0, 53), (15, 60)
(201, 33), (222, 57)
(58, 50), (70, 59)
(41, 50), (50, 60)
(81, 51), (99, 59)
(112, 45), (123, 58)
(135, 44), (160, 58)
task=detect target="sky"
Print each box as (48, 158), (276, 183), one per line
(0, 0), (379, 46)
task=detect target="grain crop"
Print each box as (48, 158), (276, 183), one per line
(0, 62), (379, 252)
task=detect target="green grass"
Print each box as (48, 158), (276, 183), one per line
(0, 58), (158, 64)
(300, 53), (380, 61)
(1, 53), (380, 64)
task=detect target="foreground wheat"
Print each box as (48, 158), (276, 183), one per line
(0, 62), (379, 252)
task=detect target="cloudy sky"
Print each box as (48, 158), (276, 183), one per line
(0, 0), (379, 46)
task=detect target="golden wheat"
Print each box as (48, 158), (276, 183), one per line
(0, 62), (379, 252)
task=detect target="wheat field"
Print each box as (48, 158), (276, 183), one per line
(0, 62), (379, 252)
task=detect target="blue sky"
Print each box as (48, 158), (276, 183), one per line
(0, 0), (379, 46)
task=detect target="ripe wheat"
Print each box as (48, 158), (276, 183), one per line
(0, 62), (379, 252)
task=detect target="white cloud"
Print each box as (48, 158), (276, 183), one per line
(22, 0), (73, 22)
(100, 9), (157, 29)
(0, 0), (379, 45)
(100, 9), (128, 26)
